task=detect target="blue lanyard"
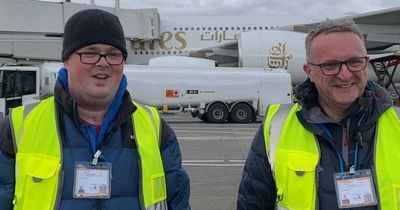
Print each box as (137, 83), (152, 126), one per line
(85, 125), (109, 162)
(337, 142), (359, 173)
(86, 125), (98, 154)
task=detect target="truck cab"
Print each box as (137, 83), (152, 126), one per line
(0, 66), (40, 118)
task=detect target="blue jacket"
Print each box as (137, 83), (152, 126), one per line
(0, 72), (190, 210)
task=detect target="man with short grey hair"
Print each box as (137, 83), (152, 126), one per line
(237, 19), (400, 210)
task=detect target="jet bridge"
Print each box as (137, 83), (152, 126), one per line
(0, 0), (160, 63)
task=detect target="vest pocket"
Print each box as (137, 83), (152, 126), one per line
(285, 151), (318, 209)
(15, 153), (61, 210)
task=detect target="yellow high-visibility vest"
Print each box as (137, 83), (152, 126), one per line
(263, 103), (400, 210)
(10, 97), (167, 210)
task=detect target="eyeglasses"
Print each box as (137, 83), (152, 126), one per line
(308, 56), (369, 76)
(75, 52), (125, 65)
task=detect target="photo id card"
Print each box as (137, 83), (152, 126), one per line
(73, 161), (112, 199)
(333, 169), (377, 209)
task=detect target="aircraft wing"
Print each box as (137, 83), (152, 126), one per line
(291, 7), (400, 52)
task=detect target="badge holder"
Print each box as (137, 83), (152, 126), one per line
(333, 168), (377, 209)
(73, 150), (112, 199)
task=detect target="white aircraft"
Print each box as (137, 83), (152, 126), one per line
(127, 15), (318, 65)
(127, 6), (400, 87)
(0, 0), (399, 87)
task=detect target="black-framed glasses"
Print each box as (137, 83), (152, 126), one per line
(75, 52), (125, 65)
(308, 56), (369, 76)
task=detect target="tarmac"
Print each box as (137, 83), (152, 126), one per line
(161, 112), (261, 210)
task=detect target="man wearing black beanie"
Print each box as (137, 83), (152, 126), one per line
(0, 9), (191, 210)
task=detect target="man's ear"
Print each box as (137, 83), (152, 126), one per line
(64, 60), (69, 68)
(303, 63), (313, 82)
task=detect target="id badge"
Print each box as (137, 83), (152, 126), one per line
(333, 169), (377, 209)
(73, 161), (112, 199)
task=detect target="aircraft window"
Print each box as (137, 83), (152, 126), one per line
(140, 51), (143, 55)
(185, 27), (188, 30)
(237, 27), (240, 30)
(225, 27), (228, 30)
(219, 27), (223, 30)
(214, 27), (217, 30)
(167, 51), (171, 55)
(162, 51), (165, 54)
(248, 27), (251, 30)
(191, 27), (194, 30)
(259, 26), (263, 30)
(179, 27), (182, 30)
(150, 52), (154, 55)
(231, 27), (234, 30)
(202, 27), (205, 30)
(197, 27), (200, 30)
(156, 51), (160, 55)
(145, 51), (148, 55)
(174, 27), (177, 31)
(242, 27), (246, 30)
(254, 27), (257, 30)
(173, 51), (177, 54)
(208, 27), (211, 30)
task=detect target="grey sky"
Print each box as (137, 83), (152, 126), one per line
(43, 0), (399, 19)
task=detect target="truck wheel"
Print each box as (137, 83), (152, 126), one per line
(231, 103), (253, 123)
(201, 115), (208, 122)
(206, 103), (228, 123)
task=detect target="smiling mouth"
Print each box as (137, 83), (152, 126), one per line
(336, 83), (353, 88)
(93, 75), (109, 79)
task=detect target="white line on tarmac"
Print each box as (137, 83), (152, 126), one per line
(174, 130), (256, 135)
(178, 136), (238, 141)
(183, 160), (224, 163)
(183, 163), (244, 167)
(229, 160), (246, 163)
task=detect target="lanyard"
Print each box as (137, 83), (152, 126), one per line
(338, 141), (359, 173)
(85, 125), (109, 162)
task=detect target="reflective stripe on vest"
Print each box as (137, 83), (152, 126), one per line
(11, 97), (167, 210)
(263, 104), (400, 210)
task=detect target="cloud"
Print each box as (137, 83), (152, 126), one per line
(43, 0), (399, 20)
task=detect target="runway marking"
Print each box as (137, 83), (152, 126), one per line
(182, 159), (245, 166)
(183, 160), (224, 163)
(178, 136), (249, 141)
(183, 163), (244, 167)
(174, 130), (256, 135)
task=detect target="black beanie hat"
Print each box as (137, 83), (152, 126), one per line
(61, 9), (127, 61)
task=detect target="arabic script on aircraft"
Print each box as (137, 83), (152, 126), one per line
(200, 31), (239, 42)
(267, 42), (293, 69)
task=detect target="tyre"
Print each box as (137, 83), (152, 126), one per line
(206, 103), (228, 123)
(200, 114), (208, 122)
(230, 103), (253, 123)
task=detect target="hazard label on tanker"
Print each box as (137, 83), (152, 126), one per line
(166, 89), (180, 97)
